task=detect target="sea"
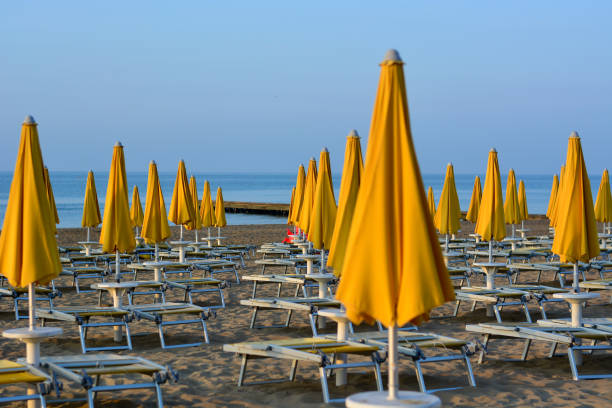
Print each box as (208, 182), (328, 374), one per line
(0, 172), (594, 228)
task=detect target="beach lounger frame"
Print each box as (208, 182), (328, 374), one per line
(61, 266), (107, 293)
(193, 260), (240, 284)
(0, 360), (52, 407)
(37, 354), (177, 408)
(453, 287), (532, 323)
(165, 278), (227, 309)
(223, 337), (384, 403)
(0, 287), (60, 321)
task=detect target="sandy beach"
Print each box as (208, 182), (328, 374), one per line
(1, 220), (611, 407)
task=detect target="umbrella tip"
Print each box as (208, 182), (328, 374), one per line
(323, 147), (329, 153)
(383, 49), (402, 62)
(115, 141), (123, 147)
(151, 160), (156, 165)
(490, 148), (497, 153)
(23, 115), (36, 125)
(348, 129), (359, 138)
(570, 131), (580, 139)
(311, 157), (316, 161)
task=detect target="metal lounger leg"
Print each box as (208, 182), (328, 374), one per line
(478, 334), (490, 364)
(521, 339), (531, 361)
(414, 360), (427, 392)
(319, 366), (331, 404)
(493, 304), (503, 323)
(463, 351), (477, 387)
(289, 360), (298, 381)
(249, 307), (258, 329)
(155, 382), (164, 408)
(238, 354), (249, 386)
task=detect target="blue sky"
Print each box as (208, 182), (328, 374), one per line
(1, 1), (610, 176)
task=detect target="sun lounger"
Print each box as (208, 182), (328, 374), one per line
(254, 258), (301, 274)
(0, 360), (52, 407)
(506, 284), (570, 319)
(587, 261), (612, 280)
(579, 279), (612, 302)
(453, 286), (532, 323)
(211, 249), (245, 268)
(466, 322), (612, 380)
(243, 274), (308, 298)
(36, 306), (133, 353)
(506, 262), (560, 284)
(0, 286), (61, 320)
(37, 353), (177, 408)
(122, 302), (210, 348)
(61, 266), (107, 293)
(165, 278), (226, 308)
(347, 330), (477, 393)
(191, 259), (240, 283)
(223, 337), (384, 403)
(446, 266), (471, 286)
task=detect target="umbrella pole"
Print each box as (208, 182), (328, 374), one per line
(195, 229), (199, 243)
(180, 225), (184, 241)
(29, 283), (36, 331)
(445, 234), (449, 253)
(512, 224), (516, 238)
(218, 226), (221, 237)
(115, 250), (120, 281)
(573, 263), (580, 293)
(488, 240), (493, 263)
(320, 249), (326, 273)
(87, 227), (91, 242)
(388, 323), (398, 400)
(155, 243), (159, 262)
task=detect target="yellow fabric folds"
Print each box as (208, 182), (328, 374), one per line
(552, 133), (600, 263)
(298, 158), (318, 234)
(328, 132), (364, 276)
(427, 186), (436, 217)
(434, 163), (461, 235)
(290, 165), (306, 226)
(82, 170), (102, 228)
(200, 181), (215, 228)
(308, 149), (337, 250)
(215, 187), (227, 227)
(0, 116), (61, 287)
(550, 165), (565, 228)
(335, 50), (454, 328)
(187, 176), (202, 230)
(168, 160), (195, 226)
(546, 174), (559, 219)
(466, 176), (482, 223)
(43, 167), (59, 229)
(142, 161), (170, 245)
(594, 169), (612, 223)
(130, 186), (144, 228)
(475, 149), (506, 241)
(518, 180), (528, 220)
(504, 169), (521, 224)
(287, 187), (296, 225)
(99, 143), (135, 253)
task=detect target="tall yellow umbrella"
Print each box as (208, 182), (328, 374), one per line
(466, 176), (482, 224)
(427, 186), (436, 217)
(215, 187), (227, 240)
(100, 142), (135, 280)
(594, 169), (612, 234)
(298, 158), (318, 236)
(328, 130), (364, 277)
(504, 169), (521, 237)
(43, 166), (59, 233)
(142, 161), (170, 261)
(0, 115), (62, 330)
(546, 174), (559, 219)
(475, 148), (506, 267)
(168, 160), (195, 241)
(287, 186), (296, 225)
(308, 148), (337, 272)
(200, 180), (215, 239)
(518, 180), (529, 232)
(82, 170), (102, 242)
(550, 165), (566, 228)
(336, 50), (453, 402)
(291, 165), (306, 234)
(187, 175), (203, 242)
(130, 185), (144, 238)
(434, 163), (461, 251)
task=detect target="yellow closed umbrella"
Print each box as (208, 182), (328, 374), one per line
(328, 130), (364, 277)
(200, 180), (215, 240)
(43, 166), (59, 233)
(427, 187), (436, 217)
(130, 185), (144, 239)
(287, 186), (296, 225)
(168, 160), (195, 241)
(466, 176), (482, 224)
(82, 170), (102, 241)
(141, 161), (170, 260)
(335, 50), (453, 401)
(550, 165), (566, 228)
(434, 163), (461, 250)
(290, 164), (306, 231)
(100, 142), (135, 280)
(594, 169), (612, 234)
(504, 169), (521, 237)
(518, 180), (528, 232)
(298, 158), (318, 235)
(215, 187), (227, 240)
(546, 174), (559, 219)
(475, 148), (506, 264)
(187, 176), (203, 243)
(308, 148), (337, 271)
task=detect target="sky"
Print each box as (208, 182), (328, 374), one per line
(1, 1), (611, 176)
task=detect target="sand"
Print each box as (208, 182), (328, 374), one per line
(1, 220), (611, 407)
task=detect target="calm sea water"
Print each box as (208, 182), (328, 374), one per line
(0, 171), (597, 228)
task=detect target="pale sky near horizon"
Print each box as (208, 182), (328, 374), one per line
(1, 2), (610, 176)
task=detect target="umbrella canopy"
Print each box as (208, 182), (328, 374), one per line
(336, 49), (454, 328)
(0, 115), (61, 288)
(142, 161), (170, 245)
(200, 181), (215, 228)
(518, 180), (528, 221)
(290, 165), (306, 225)
(434, 163), (461, 235)
(287, 186), (296, 225)
(215, 187), (227, 227)
(168, 160), (195, 227)
(43, 167), (60, 232)
(504, 169), (521, 225)
(82, 170), (102, 228)
(308, 148), (337, 250)
(594, 169), (612, 223)
(466, 176), (482, 223)
(550, 165), (566, 228)
(546, 174), (559, 219)
(328, 131), (364, 276)
(130, 186), (144, 228)
(99, 142), (135, 253)
(427, 186), (436, 217)
(475, 149), (506, 242)
(552, 133), (599, 263)
(297, 158), (318, 234)
(187, 176), (202, 230)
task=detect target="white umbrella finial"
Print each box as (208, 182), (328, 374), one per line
(383, 49), (402, 62)
(23, 115), (36, 125)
